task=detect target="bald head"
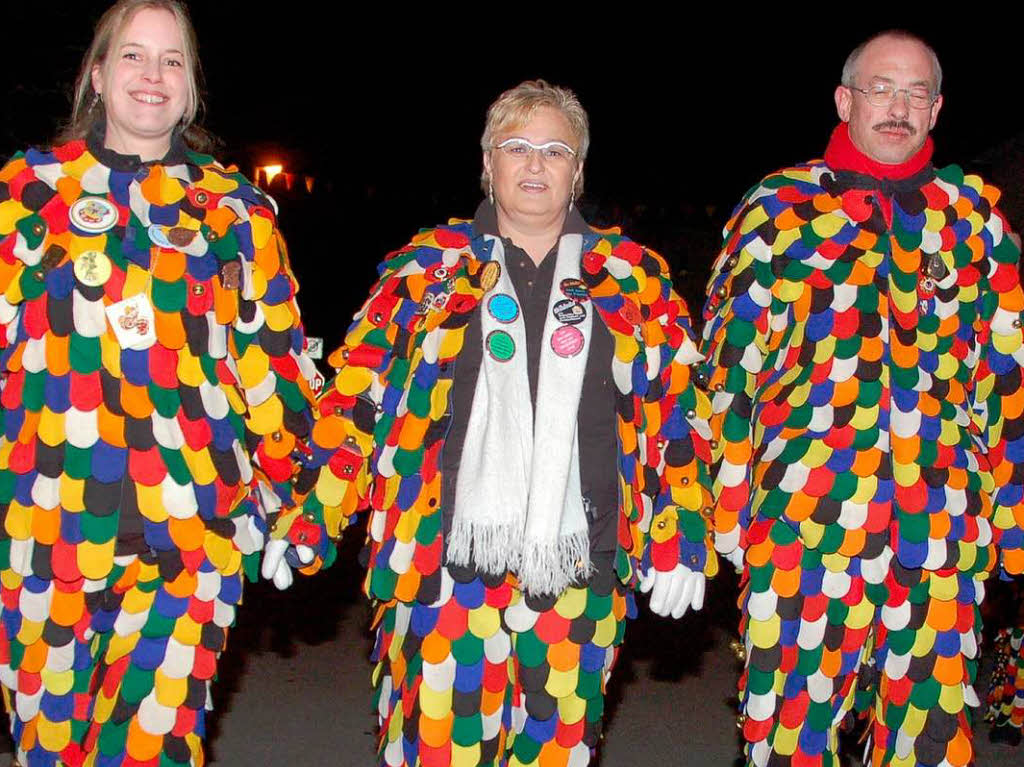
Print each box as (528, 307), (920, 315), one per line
(842, 31), (942, 95)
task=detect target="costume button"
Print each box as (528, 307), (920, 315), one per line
(33, 269), (45, 282)
(701, 507), (713, 518)
(195, 191), (209, 204)
(191, 284), (206, 296)
(689, 554), (700, 566)
(333, 406), (344, 416)
(681, 477), (690, 485)
(709, 439), (719, 450)
(715, 286), (727, 299)
(725, 257), (738, 269)
(686, 409), (696, 419)
(303, 512), (317, 523)
(713, 383), (724, 392)
(271, 431), (283, 442)
(1014, 319), (1023, 329)
(32, 223), (45, 237)
(205, 229), (219, 242)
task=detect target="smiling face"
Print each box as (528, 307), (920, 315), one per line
(835, 35), (943, 165)
(483, 106), (582, 232)
(91, 6), (189, 160)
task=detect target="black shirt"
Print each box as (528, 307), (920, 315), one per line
(441, 201), (619, 559)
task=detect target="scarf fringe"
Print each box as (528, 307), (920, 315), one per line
(517, 530), (593, 597)
(446, 518), (521, 575)
(446, 522), (593, 597)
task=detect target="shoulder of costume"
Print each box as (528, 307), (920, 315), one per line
(581, 226), (672, 282)
(736, 158), (831, 211)
(932, 163), (1005, 213)
(184, 152), (279, 218)
(375, 218), (479, 278)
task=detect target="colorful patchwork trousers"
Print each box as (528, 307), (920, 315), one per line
(371, 559), (629, 767)
(0, 551), (243, 766)
(986, 626), (1024, 731)
(740, 522), (981, 767)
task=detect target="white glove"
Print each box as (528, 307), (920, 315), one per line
(260, 539), (315, 591)
(724, 547), (745, 574)
(639, 564), (706, 619)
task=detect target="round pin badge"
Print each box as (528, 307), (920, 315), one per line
(74, 250), (113, 287)
(70, 198), (118, 233)
(560, 277), (589, 302)
(550, 325), (585, 358)
(486, 330), (516, 362)
(167, 227), (197, 247)
(479, 261), (501, 294)
(552, 298), (587, 326)
(487, 293), (520, 324)
(148, 225), (172, 248)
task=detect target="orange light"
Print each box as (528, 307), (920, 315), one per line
(260, 164), (284, 185)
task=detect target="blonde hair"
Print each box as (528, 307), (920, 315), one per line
(57, 0), (212, 151)
(480, 79), (589, 196)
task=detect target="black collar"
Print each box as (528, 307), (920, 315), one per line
(828, 164), (936, 199)
(86, 120), (188, 172)
(471, 199), (590, 240)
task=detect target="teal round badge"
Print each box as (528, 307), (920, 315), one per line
(486, 330), (516, 362)
(487, 293), (520, 324)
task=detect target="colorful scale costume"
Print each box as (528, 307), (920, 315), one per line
(701, 126), (1024, 767)
(985, 624), (1024, 735)
(297, 221), (716, 765)
(0, 135), (316, 765)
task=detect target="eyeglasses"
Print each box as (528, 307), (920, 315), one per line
(493, 138), (577, 162)
(848, 82), (938, 110)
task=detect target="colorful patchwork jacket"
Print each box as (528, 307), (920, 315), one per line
(297, 220), (716, 604)
(702, 139), (1024, 581)
(0, 136), (317, 584)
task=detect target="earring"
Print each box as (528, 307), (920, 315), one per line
(569, 189), (575, 211)
(488, 180), (494, 206)
(90, 92), (102, 111)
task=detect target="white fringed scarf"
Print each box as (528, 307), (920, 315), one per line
(448, 233), (593, 595)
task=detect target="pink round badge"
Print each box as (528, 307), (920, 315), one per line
(550, 325), (584, 358)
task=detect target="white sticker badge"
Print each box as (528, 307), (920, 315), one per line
(70, 197), (118, 233)
(105, 294), (157, 350)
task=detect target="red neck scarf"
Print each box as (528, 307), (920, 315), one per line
(824, 122), (933, 180)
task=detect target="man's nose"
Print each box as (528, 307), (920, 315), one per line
(888, 90), (911, 118)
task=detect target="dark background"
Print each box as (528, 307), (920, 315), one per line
(3, 4), (1022, 352)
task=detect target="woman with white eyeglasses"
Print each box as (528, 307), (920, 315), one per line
(293, 79), (718, 766)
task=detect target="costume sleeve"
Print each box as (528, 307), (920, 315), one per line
(622, 244), (717, 580)
(290, 251), (408, 564)
(0, 154), (32, 350)
(969, 186), (1024, 577)
(217, 179), (321, 563)
(700, 194), (775, 559)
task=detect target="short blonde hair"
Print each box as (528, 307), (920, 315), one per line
(57, 0), (211, 151)
(480, 79), (589, 196)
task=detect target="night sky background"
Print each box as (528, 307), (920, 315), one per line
(3, 4), (1023, 354)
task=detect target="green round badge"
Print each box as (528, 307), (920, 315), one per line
(485, 330), (515, 362)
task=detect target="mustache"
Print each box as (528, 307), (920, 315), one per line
(873, 120), (916, 135)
